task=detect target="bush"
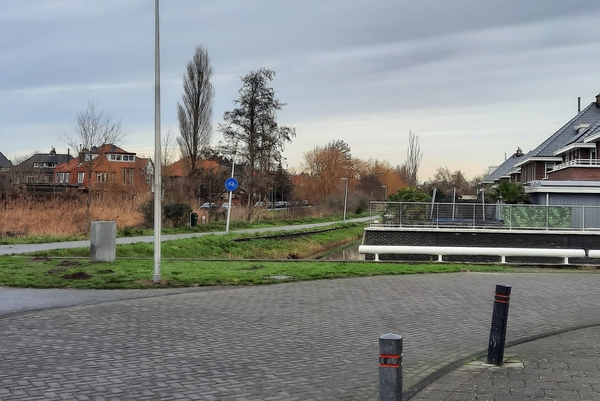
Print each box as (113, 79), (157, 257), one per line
(138, 199), (155, 228)
(355, 197), (368, 214)
(163, 202), (193, 227)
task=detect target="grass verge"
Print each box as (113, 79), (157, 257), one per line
(0, 257), (512, 289)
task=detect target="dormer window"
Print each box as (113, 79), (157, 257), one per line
(109, 154), (135, 161)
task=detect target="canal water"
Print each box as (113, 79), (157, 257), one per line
(312, 240), (364, 261)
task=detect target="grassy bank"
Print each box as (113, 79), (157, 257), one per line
(0, 212), (367, 245)
(31, 224), (366, 259)
(0, 257), (511, 289)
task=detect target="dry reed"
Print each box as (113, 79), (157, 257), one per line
(0, 193), (150, 237)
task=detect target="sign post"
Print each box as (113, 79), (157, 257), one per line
(225, 177), (238, 233)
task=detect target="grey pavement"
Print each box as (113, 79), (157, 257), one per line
(1, 272), (600, 400)
(0, 217), (371, 256)
(412, 326), (600, 400)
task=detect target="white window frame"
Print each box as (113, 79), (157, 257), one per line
(122, 168), (134, 186)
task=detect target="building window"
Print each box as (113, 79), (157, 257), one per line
(109, 154), (134, 161)
(56, 173), (64, 183)
(545, 162), (555, 178)
(122, 169), (134, 186)
(77, 172), (85, 183)
(33, 162), (40, 168)
(65, 173), (70, 182)
(96, 172), (109, 183)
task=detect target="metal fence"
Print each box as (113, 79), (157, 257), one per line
(369, 201), (600, 231)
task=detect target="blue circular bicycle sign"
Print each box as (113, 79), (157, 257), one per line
(225, 177), (238, 191)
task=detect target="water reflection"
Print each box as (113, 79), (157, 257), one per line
(314, 241), (364, 261)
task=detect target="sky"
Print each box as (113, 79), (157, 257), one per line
(3, 1), (600, 181)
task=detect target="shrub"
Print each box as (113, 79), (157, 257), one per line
(138, 199), (155, 228)
(355, 197), (368, 214)
(163, 202), (193, 227)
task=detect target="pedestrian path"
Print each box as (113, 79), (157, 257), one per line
(411, 325), (600, 400)
(1, 272), (599, 400)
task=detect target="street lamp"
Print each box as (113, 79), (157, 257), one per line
(341, 177), (349, 221)
(382, 185), (387, 201)
(153, 0), (162, 283)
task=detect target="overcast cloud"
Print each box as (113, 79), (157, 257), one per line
(2, 0), (600, 179)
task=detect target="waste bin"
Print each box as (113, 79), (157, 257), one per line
(190, 212), (198, 227)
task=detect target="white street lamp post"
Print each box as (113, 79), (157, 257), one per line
(341, 177), (349, 221)
(153, 0), (162, 283)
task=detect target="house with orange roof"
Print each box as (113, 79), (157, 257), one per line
(163, 157), (220, 178)
(163, 156), (240, 204)
(54, 144), (153, 193)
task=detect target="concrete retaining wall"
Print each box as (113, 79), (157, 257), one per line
(362, 227), (600, 264)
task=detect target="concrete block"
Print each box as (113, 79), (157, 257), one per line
(90, 221), (116, 262)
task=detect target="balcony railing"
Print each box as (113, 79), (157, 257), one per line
(369, 201), (600, 231)
(552, 158), (600, 171)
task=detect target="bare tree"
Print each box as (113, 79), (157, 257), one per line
(400, 129), (422, 187)
(162, 127), (178, 167)
(59, 101), (127, 232)
(177, 45), (214, 180)
(160, 127), (178, 198)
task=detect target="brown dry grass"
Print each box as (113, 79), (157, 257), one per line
(0, 193), (149, 237)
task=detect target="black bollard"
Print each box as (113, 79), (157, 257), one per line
(379, 333), (403, 401)
(487, 283), (511, 365)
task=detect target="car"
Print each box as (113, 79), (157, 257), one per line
(199, 202), (217, 209)
(221, 203), (234, 210)
(275, 201), (287, 208)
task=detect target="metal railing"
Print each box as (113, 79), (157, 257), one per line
(552, 158), (600, 171)
(369, 201), (600, 231)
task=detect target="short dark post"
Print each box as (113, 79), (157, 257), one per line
(487, 283), (511, 365)
(379, 333), (403, 401)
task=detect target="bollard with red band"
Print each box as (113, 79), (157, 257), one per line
(487, 283), (511, 365)
(379, 333), (403, 401)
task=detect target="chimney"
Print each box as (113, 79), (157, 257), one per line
(596, 93), (600, 107)
(516, 147), (523, 157)
(578, 97), (581, 113)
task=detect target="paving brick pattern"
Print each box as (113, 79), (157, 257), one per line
(1, 272), (600, 400)
(412, 326), (600, 400)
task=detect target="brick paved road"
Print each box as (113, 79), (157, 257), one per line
(1, 272), (599, 400)
(412, 326), (600, 400)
